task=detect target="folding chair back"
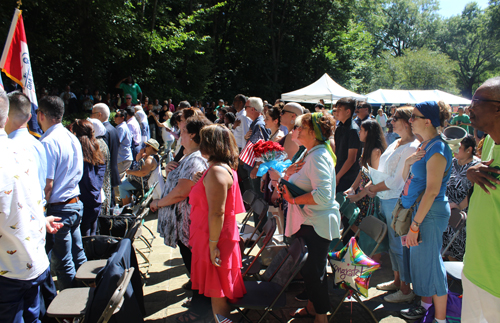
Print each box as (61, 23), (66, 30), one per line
(441, 208), (467, 257)
(242, 216), (277, 277)
(239, 190), (260, 231)
(97, 267), (135, 323)
(330, 192), (360, 251)
(230, 238), (308, 323)
(355, 215), (387, 257)
(240, 198), (269, 243)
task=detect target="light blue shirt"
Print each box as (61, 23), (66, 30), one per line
(116, 121), (133, 163)
(286, 145), (341, 241)
(40, 123), (83, 204)
(8, 128), (47, 196)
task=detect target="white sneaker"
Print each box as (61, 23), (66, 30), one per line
(384, 290), (415, 303)
(376, 280), (398, 291)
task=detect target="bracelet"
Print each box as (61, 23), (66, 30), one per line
(410, 226), (419, 234)
(209, 238), (218, 243)
(292, 198), (296, 205)
(412, 220), (421, 227)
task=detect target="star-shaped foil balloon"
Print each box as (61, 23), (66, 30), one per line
(328, 237), (380, 297)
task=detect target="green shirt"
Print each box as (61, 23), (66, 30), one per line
(451, 114), (470, 132)
(119, 83), (142, 105)
(463, 135), (500, 297)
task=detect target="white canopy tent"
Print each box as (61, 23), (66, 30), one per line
(365, 89), (471, 106)
(281, 73), (366, 104)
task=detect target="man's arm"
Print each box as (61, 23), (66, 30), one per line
(115, 78), (126, 88)
(336, 148), (358, 185)
(45, 179), (54, 202)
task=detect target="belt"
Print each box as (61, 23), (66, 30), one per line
(49, 196), (80, 207)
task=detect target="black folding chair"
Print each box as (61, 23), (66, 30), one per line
(238, 190), (260, 233)
(240, 198), (269, 249)
(329, 215), (387, 323)
(230, 237), (308, 323)
(241, 216), (277, 278)
(441, 208), (467, 257)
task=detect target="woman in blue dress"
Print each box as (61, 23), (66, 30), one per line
(399, 101), (452, 323)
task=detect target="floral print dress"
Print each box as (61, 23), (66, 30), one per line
(157, 151), (208, 248)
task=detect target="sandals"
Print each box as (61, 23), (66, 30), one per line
(176, 310), (204, 323)
(290, 307), (315, 318)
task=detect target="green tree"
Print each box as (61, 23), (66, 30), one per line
(370, 48), (459, 93)
(437, 2), (500, 98)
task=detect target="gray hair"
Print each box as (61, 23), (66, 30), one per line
(93, 103), (110, 120)
(0, 90), (8, 128)
(247, 97), (264, 113)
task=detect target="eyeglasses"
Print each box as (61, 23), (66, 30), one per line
(392, 115), (400, 121)
(281, 110), (295, 116)
(410, 114), (426, 120)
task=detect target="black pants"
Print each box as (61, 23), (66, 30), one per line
(177, 241), (212, 315)
(294, 225), (331, 314)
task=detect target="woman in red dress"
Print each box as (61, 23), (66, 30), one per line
(189, 124), (247, 320)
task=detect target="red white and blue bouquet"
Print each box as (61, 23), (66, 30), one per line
(253, 141), (292, 177)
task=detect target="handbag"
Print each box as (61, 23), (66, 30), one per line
(391, 139), (450, 237)
(82, 235), (121, 260)
(98, 206), (137, 238)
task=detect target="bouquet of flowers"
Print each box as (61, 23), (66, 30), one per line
(253, 141), (292, 177)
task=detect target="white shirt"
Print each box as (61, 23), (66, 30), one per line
(232, 109), (251, 149)
(127, 117), (142, 146)
(376, 138), (420, 200)
(0, 135), (49, 280)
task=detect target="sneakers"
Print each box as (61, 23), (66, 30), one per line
(376, 280), (398, 291)
(383, 290), (415, 303)
(401, 305), (427, 320)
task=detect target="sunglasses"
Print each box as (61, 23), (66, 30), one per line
(281, 110), (295, 116)
(410, 114), (426, 120)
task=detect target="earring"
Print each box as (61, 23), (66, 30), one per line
(291, 120), (294, 125)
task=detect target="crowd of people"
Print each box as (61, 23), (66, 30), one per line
(1, 76), (500, 323)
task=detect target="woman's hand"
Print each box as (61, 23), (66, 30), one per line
(405, 148), (425, 167)
(285, 161), (305, 178)
(281, 184), (293, 204)
(210, 243), (221, 267)
(347, 192), (364, 203)
(165, 161), (179, 173)
(405, 228), (420, 247)
(343, 187), (355, 196)
(150, 199), (160, 212)
(192, 171), (203, 184)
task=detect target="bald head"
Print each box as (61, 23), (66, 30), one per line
(0, 90), (8, 128)
(479, 76), (500, 100)
(92, 103), (110, 122)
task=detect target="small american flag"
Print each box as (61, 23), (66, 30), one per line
(216, 314), (233, 323)
(239, 130), (263, 167)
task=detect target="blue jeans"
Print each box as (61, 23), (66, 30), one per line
(380, 198), (404, 275)
(48, 200), (87, 290)
(0, 267), (50, 323)
(402, 200), (450, 297)
(118, 178), (137, 199)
